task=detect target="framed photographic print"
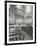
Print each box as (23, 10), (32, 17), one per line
(5, 1), (36, 45)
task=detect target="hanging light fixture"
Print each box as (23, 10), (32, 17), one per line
(16, 5), (23, 9)
(26, 6), (31, 13)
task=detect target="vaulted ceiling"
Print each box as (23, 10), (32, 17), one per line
(9, 5), (33, 25)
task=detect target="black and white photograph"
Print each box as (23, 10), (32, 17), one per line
(5, 1), (36, 45)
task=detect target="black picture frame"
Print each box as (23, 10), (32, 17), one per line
(5, 1), (36, 45)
